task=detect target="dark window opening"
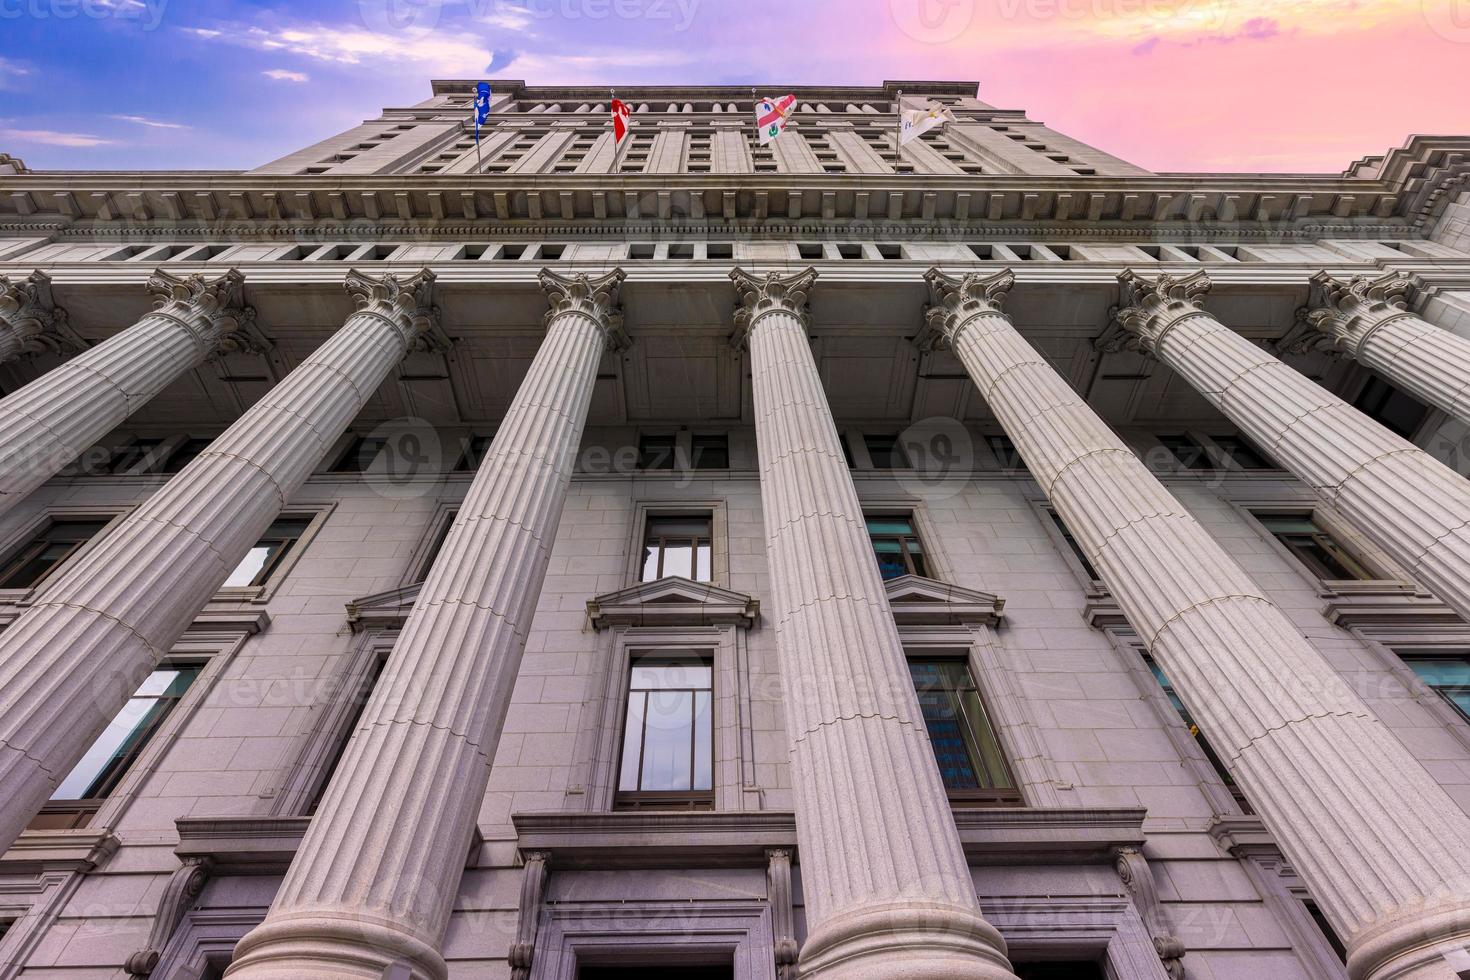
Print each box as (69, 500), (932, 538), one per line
(1304, 899), (1347, 963)
(109, 438), (165, 473)
(705, 244), (733, 260)
(691, 434), (729, 470)
(1013, 962), (1107, 980)
(1401, 654), (1470, 724)
(1158, 434), (1212, 471)
(867, 515), (927, 580)
(1212, 434), (1272, 470)
(1254, 512), (1372, 581)
(308, 655), (387, 815)
(160, 438), (214, 473)
(797, 243), (824, 260)
(908, 656), (1020, 805)
(332, 436), (387, 473)
(614, 653), (714, 810)
(987, 434), (1027, 472)
(1145, 654), (1252, 814)
(1048, 509), (1101, 582)
(637, 434), (676, 470)
(455, 434), (495, 472)
(864, 433), (911, 469)
(628, 243), (656, 259)
(580, 967), (732, 980)
(667, 244), (695, 260)
(642, 515), (712, 582)
(1354, 375), (1428, 438)
(223, 517), (312, 588)
(0, 518), (111, 590)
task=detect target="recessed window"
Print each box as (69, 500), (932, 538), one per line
(641, 515), (712, 582)
(1254, 512), (1372, 581)
(1400, 654), (1470, 723)
(876, 243), (902, 260)
(536, 244), (567, 260)
(864, 433), (910, 469)
(32, 665), (201, 829)
(1303, 899), (1347, 963)
(159, 437), (214, 473)
(308, 655), (387, 815)
(837, 243), (863, 260)
(797, 243), (824, 260)
(987, 434), (1026, 472)
(1048, 509), (1100, 582)
(109, 438), (165, 473)
(1013, 962), (1106, 980)
(1158, 434), (1212, 471)
(455, 434), (495, 472)
(866, 515), (927, 580)
(1145, 653), (1251, 813)
(667, 244), (695, 260)
(704, 244), (733, 260)
(1354, 375), (1428, 438)
(615, 653), (714, 810)
(907, 656), (1019, 805)
(628, 243), (656, 259)
(332, 436), (386, 473)
(690, 433), (729, 469)
(1212, 434), (1272, 470)
(637, 434), (676, 470)
(0, 518), (111, 590)
(223, 517), (313, 588)
(495, 244), (527, 260)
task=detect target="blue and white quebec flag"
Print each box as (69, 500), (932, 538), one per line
(474, 82), (492, 141)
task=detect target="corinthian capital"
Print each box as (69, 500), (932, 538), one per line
(345, 268), (442, 351)
(1299, 270), (1415, 358)
(919, 268), (1014, 351)
(729, 267), (817, 349)
(538, 268), (627, 350)
(1113, 269), (1214, 352)
(146, 268), (253, 357)
(0, 270), (86, 361)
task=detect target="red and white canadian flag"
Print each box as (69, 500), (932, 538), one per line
(611, 98), (632, 146)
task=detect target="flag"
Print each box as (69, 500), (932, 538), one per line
(473, 82), (491, 143)
(899, 97), (956, 146)
(611, 98), (633, 148)
(755, 94), (797, 145)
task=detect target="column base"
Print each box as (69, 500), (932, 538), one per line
(1349, 903), (1470, 980)
(798, 902), (1018, 980)
(224, 912), (446, 980)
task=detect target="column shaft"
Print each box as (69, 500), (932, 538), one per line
(0, 269), (435, 852)
(1304, 271), (1470, 428)
(224, 271), (624, 980)
(1116, 270), (1470, 630)
(0, 269), (247, 517)
(733, 269), (1015, 980)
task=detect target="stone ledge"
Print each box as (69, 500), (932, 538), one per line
(1207, 813), (1276, 857)
(172, 816), (483, 873)
(0, 827), (119, 872)
(511, 806), (1147, 869)
(1319, 580), (1462, 627)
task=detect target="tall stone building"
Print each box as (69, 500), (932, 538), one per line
(2, 78), (1470, 980)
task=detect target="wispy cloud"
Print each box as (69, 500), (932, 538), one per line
(111, 113), (190, 130)
(263, 68), (310, 82)
(184, 19), (494, 73)
(0, 56), (31, 89)
(0, 128), (113, 147)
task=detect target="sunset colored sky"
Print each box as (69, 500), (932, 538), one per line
(1, 0), (1467, 173)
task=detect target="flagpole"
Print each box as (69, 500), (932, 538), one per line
(894, 88), (904, 162)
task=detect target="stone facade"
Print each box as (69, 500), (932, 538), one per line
(1, 79), (1470, 980)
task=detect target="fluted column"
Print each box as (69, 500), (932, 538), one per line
(1009, 267), (1470, 979)
(225, 270), (626, 980)
(731, 268), (1015, 980)
(0, 271), (85, 365)
(0, 269), (438, 853)
(1300, 270), (1470, 428)
(0, 269), (252, 517)
(1116, 269), (1470, 632)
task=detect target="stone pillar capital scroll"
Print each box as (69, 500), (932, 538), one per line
(1113, 269), (1214, 353)
(0, 270), (85, 362)
(145, 268), (251, 358)
(538, 268), (627, 350)
(919, 268), (1014, 351)
(1300, 270), (1417, 358)
(729, 266), (816, 348)
(344, 268), (440, 351)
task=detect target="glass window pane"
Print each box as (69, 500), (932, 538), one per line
(648, 517), (711, 537)
(866, 518), (915, 535)
(52, 698), (154, 799)
(870, 539), (903, 554)
(692, 691), (713, 791)
(640, 690), (694, 791)
(1406, 658), (1470, 687)
(957, 687), (1013, 789)
(695, 543), (712, 582)
(641, 545), (660, 582)
(661, 541), (694, 579)
(225, 545), (273, 587)
(617, 692), (646, 791)
(631, 661), (712, 690)
(1257, 515), (1319, 534)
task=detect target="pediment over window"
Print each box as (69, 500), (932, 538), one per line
(346, 582), (421, 632)
(587, 577), (759, 631)
(884, 575), (1004, 626)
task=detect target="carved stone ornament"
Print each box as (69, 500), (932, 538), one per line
(125, 856), (215, 977)
(0, 269), (87, 358)
(1113, 268), (1215, 354)
(918, 267), (1014, 351)
(1116, 846), (1185, 979)
(538, 268), (628, 350)
(729, 266), (817, 348)
(344, 267), (441, 349)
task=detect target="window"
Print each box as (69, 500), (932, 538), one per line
(1013, 963), (1105, 980)
(308, 655), (386, 815)
(1401, 654), (1470, 723)
(1254, 512), (1372, 581)
(223, 517), (313, 588)
(1158, 434), (1211, 471)
(690, 434), (729, 470)
(1144, 654), (1251, 813)
(1212, 434), (1272, 470)
(987, 434), (1026, 472)
(1354, 375), (1428, 438)
(159, 438), (213, 473)
(33, 665), (200, 829)
(0, 518), (111, 589)
(637, 434), (676, 470)
(641, 515), (712, 582)
(582, 968), (731, 980)
(864, 433), (911, 469)
(109, 438), (164, 473)
(332, 436), (386, 473)
(1048, 509), (1100, 582)
(455, 434), (494, 472)
(1303, 899), (1347, 963)
(615, 654), (714, 810)
(866, 515), (928, 580)
(908, 657), (1019, 805)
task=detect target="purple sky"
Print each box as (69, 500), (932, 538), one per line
(1, 0), (1467, 173)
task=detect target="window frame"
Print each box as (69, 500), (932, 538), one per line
(1250, 509), (1376, 582)
(0, 515), (117, 592)
(0, 508), (127, 601)
(640, 513), (714, 584)
(1396, 650), (1470, 725)
(864, 511), (930, 581)
(624, 501), (728, 588)
(904, 650), (1022, 807)
(612, 651), (717, 811)
(213, 506), (333, 604)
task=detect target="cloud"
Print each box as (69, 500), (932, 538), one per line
(0, 57), (31, 89)
(263, 69), (310, 82)
(111, 114), (190, 130)
(0, 128), (113, 147)
(184, 19), (493, 73)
